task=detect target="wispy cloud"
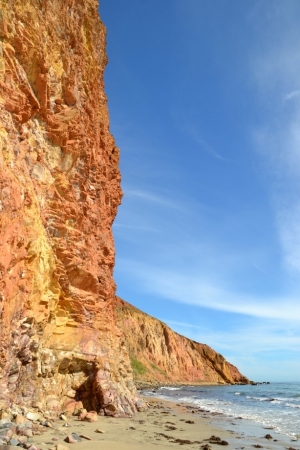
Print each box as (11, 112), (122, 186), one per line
(117, 259), (300, 322)
(163, 318), (300, 354)
(283, 89), (300, 102)
(171, 110), (225, 161)
(124, 188), (180, 209)
(250, 2), (300, 276)
(276, 202), (300, 273)
(113, 223), (159, 233)
(185, 125), (224, 161)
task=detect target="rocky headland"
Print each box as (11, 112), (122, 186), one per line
(116, 298), (249, 387)
(0, 0), (249, 425)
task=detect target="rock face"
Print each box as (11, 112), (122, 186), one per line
(0, 0), (249, 416)
(0, 0), (142, 416)
(116, 298), (249, 385)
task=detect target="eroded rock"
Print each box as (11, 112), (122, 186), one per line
(0, 0), (143, 417)
(116, 298), (249, 384)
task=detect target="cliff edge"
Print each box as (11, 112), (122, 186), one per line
(116, 298), (249, 385)
(0, 0), (143, 416)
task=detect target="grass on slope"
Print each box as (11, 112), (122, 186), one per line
(130, 356), (148, 376)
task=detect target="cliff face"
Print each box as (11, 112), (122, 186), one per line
(0, 0), (143, 416)
(116, 298), (249, 385)
(0, 0), (249, 417)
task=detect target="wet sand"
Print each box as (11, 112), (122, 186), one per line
(30, 397), (299, 450)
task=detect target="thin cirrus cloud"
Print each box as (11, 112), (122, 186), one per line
(163, 319), (300, 354)
(117, 259), (300, 322)
(171, 110), (225, 161)
(276, 202), (300, 273)
(283, 90), (300, 102)
(124, 188), (181, 209)
(250, 3), (300, 276)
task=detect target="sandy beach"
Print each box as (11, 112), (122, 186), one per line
(23, 396), (298, 450)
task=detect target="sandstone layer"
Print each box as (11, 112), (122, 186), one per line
(116, 298), (249, 385)
(0, 0), (143, 416)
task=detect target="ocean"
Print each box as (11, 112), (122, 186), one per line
(142, 382), (300, 438)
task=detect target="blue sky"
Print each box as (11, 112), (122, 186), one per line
(100, 1), (300, 382)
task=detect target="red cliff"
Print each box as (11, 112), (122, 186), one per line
(0, 0), (142, 417)
(116, 298), (249, 385)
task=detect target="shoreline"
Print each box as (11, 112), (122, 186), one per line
(7, 396), (298, 450)
(134, 380), (253, 390)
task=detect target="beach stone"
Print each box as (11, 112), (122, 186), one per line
(23, 429), (33, 438)
(264, 434), (272, 440)
(64, 433), (82, 444)
(44, 421), (53, 428)
(16, 424), (26, 434)
(26, 412), (40, 422)
(0, 412), (11, 421)
(84, 411), (98, 423)
(60, 415), (67, 421)
(14, 415), (26, 425)
(38, 417), (47, 424)
(1, 429), (13, 441)
(56, 445), (70, 450)
(8, 438), (20, 446)
(63, 401), (83, 417)
(95, 429), (105, 433)
(78, 410), (87, 421)
(0, 420), (14, 430)
(71, 433), (81, 442)
(17, 435), (28, 444)
(79, 435), (92, 440)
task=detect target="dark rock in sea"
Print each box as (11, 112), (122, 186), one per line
(264, 434), (272, 440)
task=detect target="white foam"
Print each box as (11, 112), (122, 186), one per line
(145, 383), (300, 438)
(160, 386), (182, 391)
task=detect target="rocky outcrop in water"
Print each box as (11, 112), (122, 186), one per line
(0, 0), (143, 417)
(116, 298), (249, 385)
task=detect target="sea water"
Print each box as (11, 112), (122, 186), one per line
(142, 382), (300, 438)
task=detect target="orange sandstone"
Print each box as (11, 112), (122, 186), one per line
(116, 298), (249, 385)
(0, 0), (142, 416)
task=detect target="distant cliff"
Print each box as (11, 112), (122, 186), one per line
(116, 298), (249, 385)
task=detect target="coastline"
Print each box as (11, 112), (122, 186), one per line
(134, 379), (264, 391)
(13, 396), (297, 450)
